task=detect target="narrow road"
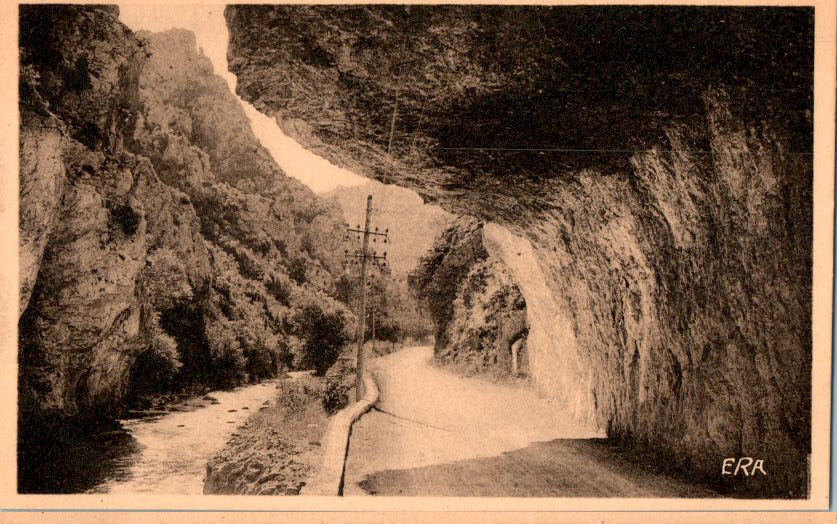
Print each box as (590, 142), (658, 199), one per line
(343, 346), (715, 497)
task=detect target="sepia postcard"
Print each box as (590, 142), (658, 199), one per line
(0, 0), (834, 518)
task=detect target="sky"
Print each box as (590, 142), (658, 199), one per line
(118, 3), (367, 194)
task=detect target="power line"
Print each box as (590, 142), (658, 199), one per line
(432, 146), (813, 155)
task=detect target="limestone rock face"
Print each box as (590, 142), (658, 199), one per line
(19, 5), (160, 419)
(440, 259), (527, 376)
(19, 115), (66, 315)
(227, 6), (813, 496)
(18, 145), (185, 418)
(409, 218), (528, 378)
(17, 7), (348, 424)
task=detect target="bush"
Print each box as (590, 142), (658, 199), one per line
(231, 246), (262, 281)
(276, 375), (324, 416)
(323, 358), (355, 414)
(206, 321), (247, 388)
(114, 203), (141, 235)
(148, 319), (182, 378)
(129, 312), (182, 393)
(291, 303), (349, 376)
(265, 273), (291, 306)
(236, 323), (277, 381)
(273, 238), (288, 257)
(275, 336), (296, 371)
(334, 274), (354, 306)
(288, 256), (307, 285)
(145, 247), (193, 310)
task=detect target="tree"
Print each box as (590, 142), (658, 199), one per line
(265, 272), (291, 306)
(288, 256), (307, 285)
(291, 303), (349, 375)
(235, 321), (278, 381)
(129, 311), (182, 394)
(205, 321), (247, 387)
(334, 274), (355, 306)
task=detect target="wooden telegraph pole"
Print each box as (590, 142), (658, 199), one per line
(370, 282), (376, 358)
(356, 196), (372, 400)
(344, 195), (388, 401)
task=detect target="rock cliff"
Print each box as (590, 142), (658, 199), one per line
(226, 5), (813, 496)
(18, 6), (349, 431)
(326, 181), (451, 277)
(130, 28), (351, 389)
(409, 218), (528, 377)
(19, 5), (193, 420)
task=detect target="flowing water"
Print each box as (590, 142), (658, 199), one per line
(85, 381), (277, 494)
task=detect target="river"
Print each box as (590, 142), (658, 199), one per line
(84, 381), (277, 495)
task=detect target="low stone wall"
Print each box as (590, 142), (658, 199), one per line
(300, 373), (379, 496)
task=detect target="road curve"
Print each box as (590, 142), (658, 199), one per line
(342, 345), (715, 497)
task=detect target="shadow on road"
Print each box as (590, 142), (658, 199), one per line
(357, 438), (720, 498)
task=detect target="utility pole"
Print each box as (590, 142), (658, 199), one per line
(369, 282), (376, 358)
(356, 195), (372, 401)
(398, 301), (404, 349)
(344, 195), (388, 401)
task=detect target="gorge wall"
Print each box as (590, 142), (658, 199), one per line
(226, 5), (814, 497)
(18, 5), (350, 436)
(19, 5), (181, 421)
(409, 218), (529, 379)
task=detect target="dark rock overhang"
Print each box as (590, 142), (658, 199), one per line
(225, 5), (813, 218)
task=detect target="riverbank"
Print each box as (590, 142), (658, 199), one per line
(204, 360), (355, 495)
(18, 380), (277, 494)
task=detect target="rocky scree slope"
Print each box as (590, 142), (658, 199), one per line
(226, 5), (813, 497)
(18, 6), (349, 435)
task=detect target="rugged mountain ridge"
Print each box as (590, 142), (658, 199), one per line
(326, 180), (451, 278)
(19, 5), (188, 421)
(131, 28), (352, 390)
(226, 5), (813, 496)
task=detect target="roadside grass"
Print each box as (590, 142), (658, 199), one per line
(203, 358), (356, 495)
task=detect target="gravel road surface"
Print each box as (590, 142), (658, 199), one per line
(342, 346), (715, 497)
